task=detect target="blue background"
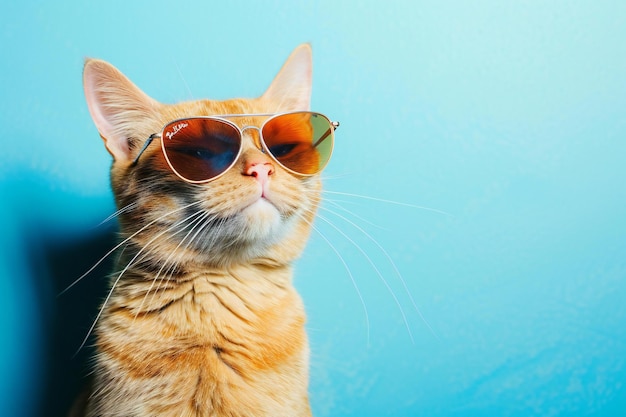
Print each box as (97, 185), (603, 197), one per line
(1, 1), (625, 416)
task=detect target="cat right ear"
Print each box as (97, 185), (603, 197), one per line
(262, 44), (313, 112)
(83, 59), (159, 162)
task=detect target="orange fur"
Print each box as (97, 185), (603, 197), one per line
(75, 45), (321, 417)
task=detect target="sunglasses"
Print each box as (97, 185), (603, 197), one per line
(133, 111), (338, 183)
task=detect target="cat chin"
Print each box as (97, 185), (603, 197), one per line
(239, 198), (284, 240)
(196, 200), (294, 265)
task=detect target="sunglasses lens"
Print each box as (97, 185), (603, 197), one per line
(262, 112), (334, 175)
(162, 118), (241, 182)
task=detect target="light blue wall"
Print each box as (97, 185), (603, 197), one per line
(1, 1), (625, 416)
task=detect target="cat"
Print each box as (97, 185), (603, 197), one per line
(71, 44), (334, 417)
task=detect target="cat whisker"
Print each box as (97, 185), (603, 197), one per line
(74, 202), (207, 355)
(59, 200), (205, 296)
(140, 210), (220, 318)
(295, 210), (371, 346)
(94, 201), (139, 228)
(320, 205), (439, 340)
(173, 60), (195, 100)
(316, 212), (415, 344)
(323, 199), (388, 231)
(75, 273), (123, 357)
(194, 216), (227, 254)
(136, 209), (211, 318)
(320, 172), (357, 181)
(323, 190), (453, 217)
(185, 210), (223, 255)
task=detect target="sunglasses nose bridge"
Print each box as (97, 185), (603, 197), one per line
(240, 125), (264, 151)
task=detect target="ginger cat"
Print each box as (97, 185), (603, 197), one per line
(72, 44), (334, 417)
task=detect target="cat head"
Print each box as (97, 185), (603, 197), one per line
(83, 45), (325, 267)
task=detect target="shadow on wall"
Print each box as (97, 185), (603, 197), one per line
(1, 173), (116, 417)
(31, 225), (115, 417)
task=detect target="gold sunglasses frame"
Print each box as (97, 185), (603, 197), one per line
(132, 111), (339, 183)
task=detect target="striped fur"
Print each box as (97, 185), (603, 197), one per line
(76, 45), (319, 417)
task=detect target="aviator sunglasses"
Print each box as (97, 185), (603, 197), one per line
(132, 111), (339, 183)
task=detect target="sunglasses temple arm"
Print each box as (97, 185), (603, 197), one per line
(312, 121), (340, 148)
(131, 134), (159, 166)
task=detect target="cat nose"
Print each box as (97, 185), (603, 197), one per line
(244, 160), (275, 184)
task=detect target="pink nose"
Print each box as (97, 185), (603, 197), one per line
(244, 161), (274, 185)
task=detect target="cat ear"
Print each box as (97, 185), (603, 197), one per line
(83, 59), (159, 162)
(262, 44), (313, 112)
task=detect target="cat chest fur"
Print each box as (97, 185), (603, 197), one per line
(88, 268), (311, 417)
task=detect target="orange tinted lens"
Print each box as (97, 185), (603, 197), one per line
(162, 118), (241, 182)
(261, 112), (334, 175)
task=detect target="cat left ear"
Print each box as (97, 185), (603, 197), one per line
(83, 59), (159, 162)
(262, 44), (313, 111)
